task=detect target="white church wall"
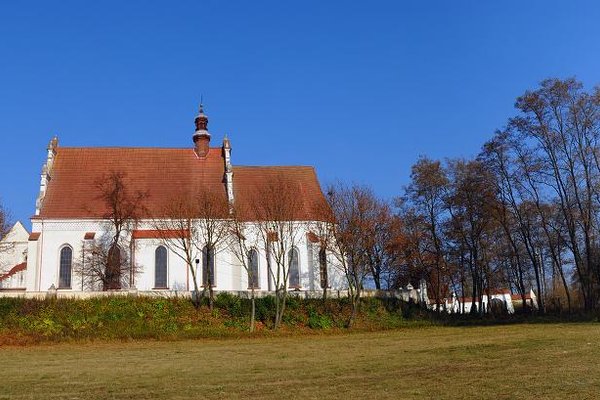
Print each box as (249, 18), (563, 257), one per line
(36, 228), (87, 291)
(0, 222), (29, 290)
(25, 238), (39, 291)
(24, 219), (347, 294)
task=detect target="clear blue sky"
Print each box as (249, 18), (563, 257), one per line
(2, 1), (600, 228)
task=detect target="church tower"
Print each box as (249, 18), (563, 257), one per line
(193, 104), (211, 157)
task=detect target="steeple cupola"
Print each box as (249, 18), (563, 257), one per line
(193, 104), (211, 157)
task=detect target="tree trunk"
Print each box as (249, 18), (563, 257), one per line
(250, 287), (256, 333)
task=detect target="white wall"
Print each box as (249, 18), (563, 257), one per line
(25, 219), (345, 293)
(0, 222), (29, 289)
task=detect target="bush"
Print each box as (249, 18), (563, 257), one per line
(254, 296), (277, 323)
(307, 309), (333, 329)
(0, 295), (430, 344)
(215, 292), (244, 318)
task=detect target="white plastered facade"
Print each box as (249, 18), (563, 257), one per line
(0, 222), (29, 290)
(25, 219), (345, 294)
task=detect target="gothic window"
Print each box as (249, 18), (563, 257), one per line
(288, 248), (300, 288)
(319, 247), (328, 289)
(105, 244), (123, 290)
(202, 245), (216, 287)
(247, 249), (260, 289)
(58, 246), (72, 288)
(155, 246), (168, 289)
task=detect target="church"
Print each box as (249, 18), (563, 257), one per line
(18, 106), (342, 295)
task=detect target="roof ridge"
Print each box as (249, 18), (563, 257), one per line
(57, 146), (223, 150)
(235, 165), (316, 169)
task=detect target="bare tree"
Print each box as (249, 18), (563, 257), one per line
(510, 78), (600, 310)
(195, 188), (231, 311)
(250, 175), (305, 330)
(75, 171), (147, 290)
(445, 159), (497, 314)
(152, 192), (203, 308)
(481, 133), (539, 311)
(0, 201), (14, 274)
(152, 188), (230, 310)
(229, 203), (260, 331)
(309, 200), (336, 300)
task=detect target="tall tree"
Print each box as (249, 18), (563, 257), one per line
(250, 175), (305, 329)
(77, 171), (147, 290)
(326, 183), (373, 327)
(404, 157), (449, 310)
(445, 159), (497, 314)
(510, 78), (600, 310)
(152, 192), (203, 308)
(229, 203), (261, 331)
(195, 188), (232, 311)
(362, 194), (404, 290)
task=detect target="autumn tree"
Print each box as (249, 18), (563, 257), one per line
(361, 193), (404, 290)
(325, 183), (373, 327)
(403, 157), (450, 310)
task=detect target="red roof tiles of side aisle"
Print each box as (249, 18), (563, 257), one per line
(0, 263), (26, 282)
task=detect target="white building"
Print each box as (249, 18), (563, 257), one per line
(22, 106), (344, 295)
(0, 221), (29, 291)
(430, 289), (539, 314)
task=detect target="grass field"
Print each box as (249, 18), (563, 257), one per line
(1, 323), (599, 399)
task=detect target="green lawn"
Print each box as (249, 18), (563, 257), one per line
(1, 323), (599, 399)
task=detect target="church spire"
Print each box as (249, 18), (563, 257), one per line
(193, 103), (211, 157)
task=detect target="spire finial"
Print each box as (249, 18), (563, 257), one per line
(194, 100), (209, 132)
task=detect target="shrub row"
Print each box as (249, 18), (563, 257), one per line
(0, 295), (420, 344)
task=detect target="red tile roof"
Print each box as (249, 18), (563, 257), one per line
(233, 166), (329, 221)
(36, 147), (328, 221)
(0, 262), (26, 282)
(132, 229), (190, 239)
(84, 232), (96, 240)
(511, 293), (533, 301)
(29, 232), (41, 241)
(307, 232), (320, 243)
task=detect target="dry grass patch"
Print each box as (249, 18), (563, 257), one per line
(1, 323), (599, 399)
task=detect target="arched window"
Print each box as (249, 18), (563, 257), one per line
(288, 248), (300, 288)
(103, 244), (123, 290)
(319, 247), (328, 289)
(202, 245), (216, 287)
(155, 246), (168, 289)
(59, 246), (72, 288)
(247, 249), (259, 289)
